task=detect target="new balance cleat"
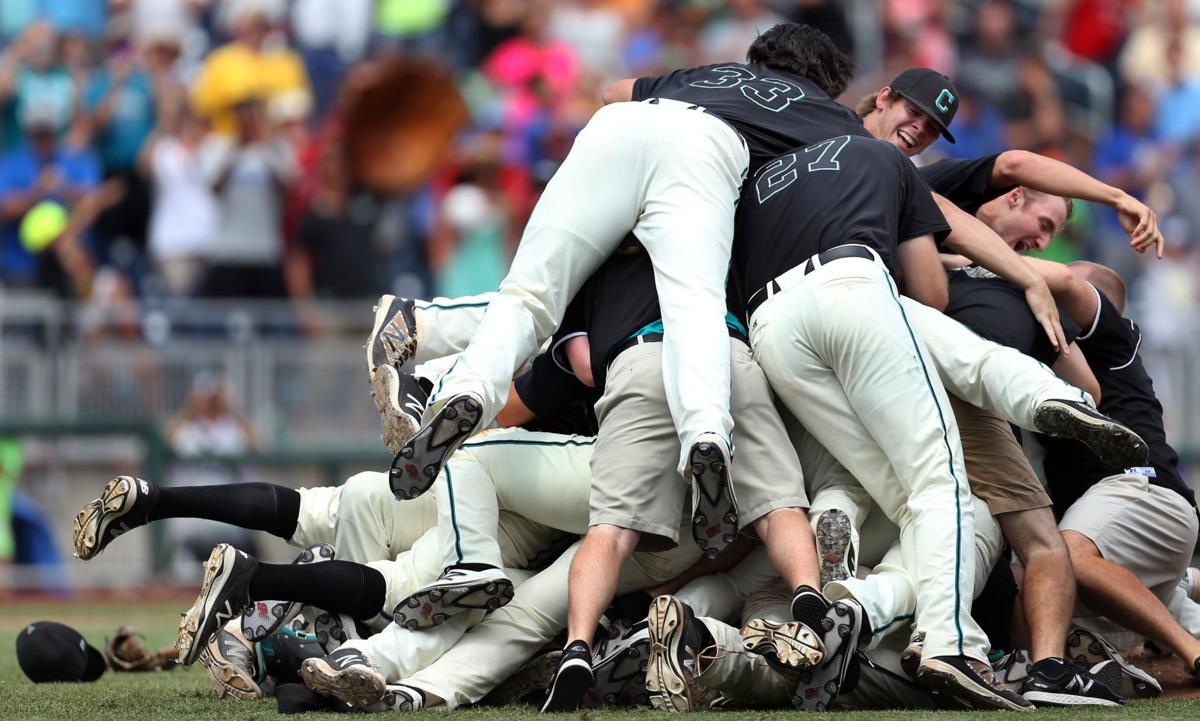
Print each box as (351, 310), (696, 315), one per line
(1019, 657), (1122, 707)
(687, 435), (739, 558)
(176, 544), (257, 665)
(814, 509), (855, 586)
(1034, 399), (1149, 468)
(740, 617), (824, 671)
(540, 640), (593, 712)
(301, 647), (386, 708)
(645, 595), (712, 712)
(790, 599), (864, 710)
(199, 619), (262, 700)
(393, 566), (514, 630)
(587, 622), (650, 707)
(916, 655), (1034, 711)
(313, 611), (363, 654)
(371, 365), (427, 456)
(73, 475), (159, 560)
(1066, 627), (1161, 698)
(390, 393), (483, 500)
(363, 684), (425, 712)
(242, 543), (335, 642)
(366, 295), (417, 380)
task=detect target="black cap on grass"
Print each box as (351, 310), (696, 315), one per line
(16, 621), (107, 683)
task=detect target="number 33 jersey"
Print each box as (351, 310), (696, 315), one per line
(632, 62), (871, 174)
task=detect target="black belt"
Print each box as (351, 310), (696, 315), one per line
(746, 245), (878, 319)
(607, 327), (747, 368)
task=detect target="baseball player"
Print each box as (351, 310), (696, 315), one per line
(733, 133), (1030, 710)
(384, 24), (871, 534)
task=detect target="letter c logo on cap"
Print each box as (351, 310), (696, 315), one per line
(936, 89), (955, 114)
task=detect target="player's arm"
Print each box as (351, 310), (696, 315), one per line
(644, 534), (760, 597)
(896, 234), (949, 310)
(563, 335), (594, 388)
(991, 150), (1163, 258)
(1018, 256), (1100, 333)
(602, 79), (635, 105)
(495, 382), (535, 427)
(1052, 342), (1101, 406)
(935, 193), (1067, 354)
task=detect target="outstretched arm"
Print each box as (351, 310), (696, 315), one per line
(602, 79), (635, 105)
(992, 150), (1163, 258)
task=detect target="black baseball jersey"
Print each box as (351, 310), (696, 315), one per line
(944, 267), (1079, 366)
(1041, 288), (1195, 514)
(632, 63), (871, 174)
(918, 153), (1011, 216)
(513, 352), (599, 437)
(735, 135), (950, 295)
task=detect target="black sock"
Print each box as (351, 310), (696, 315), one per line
(149, 482), (300, 540)
(448, 562), (497, 573)
(791, 584), (831, 629)
(248, 561), (386, 621)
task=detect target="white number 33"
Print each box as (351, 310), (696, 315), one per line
(689, 66), (806, 112)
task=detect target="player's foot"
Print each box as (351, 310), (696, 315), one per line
(485, 646), (562, 706)
(1034, 399), (1148, 468)
(789, 598), (865, 710)
(916, 655), (1034, 711)
(1066, 627), (1161, 698)
(371, 365), (428, 456)
(199, 619), (262, 700)
(1019, 657), (1122, 707)
(813, 508), (855, 586)
(177, 544), (258, 665)
(366, 294), (417, 381)
(363, 684), (425, 712)
(687, 434), (739, 559)
(242, 543), (335, 642)
(300, 647), (386, 709)
(645, 595), (714, 712)
(313, 610), (363, 654)
(740, 617), (824, 670)
(73, 475), (159, 560)
(540, 640), (593, 712)
(900, 630), (924, 680)
(390, 393), (483, 500)
(392, 566), (514, 630)
(991, 649), (1031, 693)
(588, 621), (650, 707)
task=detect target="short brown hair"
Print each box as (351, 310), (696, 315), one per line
(855, 90), (902, 118)
(1069, 261), (1127, 314)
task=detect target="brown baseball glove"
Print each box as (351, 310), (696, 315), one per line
(104, 626), (179, 672)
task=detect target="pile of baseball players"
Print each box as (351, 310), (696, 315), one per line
(71, 22), (1200, 714)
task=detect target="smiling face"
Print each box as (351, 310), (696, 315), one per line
(986, 187), (1070, 253)
(872, 88), (941, 156)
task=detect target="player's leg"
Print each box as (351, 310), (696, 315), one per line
(74, 474), (303, 560)
(391, 103), (655, 501)
(899, 296), (1147, 467)
(332, 472), (438, 565)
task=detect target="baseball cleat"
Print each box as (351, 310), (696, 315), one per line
(916, 655), (1034, 711)
(645, 595), (711, 712)
(242, 543), (335, 642)
(687, 435), (739, 558)
(393, 566), (514, 630)
(371, 365), (427, 456)
(814, 509), (855, 586)
(991, 649), (1031, 694)
(790, 599), (864, 710)
(540, 640), (594, 712)
(485, 647), (562, 706)
(363, 684), (425, 712)
(73, 475), (159, 560)
(1066, 627), (1161, 698)
(199, 619), (262, 700)
(366, 294), (417, 381)
(390, 393), (483, 500)
(300, 648), (386, 708)
(313, 610), (363, 654)
(740, 617), (824, 670)
(1034, 399), (1148, 468)
(1019, 657), (1122, 707)
(900, 630), (924, 680)
(587, 622), (650, 707)
(176, 544), (258, 665)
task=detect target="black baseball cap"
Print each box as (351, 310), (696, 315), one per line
(16, 621), (107, 683)
(888, 68), (959, 143)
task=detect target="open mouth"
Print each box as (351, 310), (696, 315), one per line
(896, 129), (916, 150)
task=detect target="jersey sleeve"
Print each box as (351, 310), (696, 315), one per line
(917, 154), (1006, 214)
(898, 154), (951, 243)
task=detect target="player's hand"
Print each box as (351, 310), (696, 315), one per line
(1025, 279), (1069, 356)
(1115, 193), (1163, 259)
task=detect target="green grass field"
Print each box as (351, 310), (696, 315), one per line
(2, 599), (1200, 721)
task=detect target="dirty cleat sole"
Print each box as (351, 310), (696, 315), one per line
(389, 394), (483, 500)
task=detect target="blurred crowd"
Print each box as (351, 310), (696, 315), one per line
(0, 0), (1197, 350)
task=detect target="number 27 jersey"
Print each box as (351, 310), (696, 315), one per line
(632, 62), (871, 174)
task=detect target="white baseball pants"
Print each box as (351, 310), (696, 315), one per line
(426, 98), (749, 469)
